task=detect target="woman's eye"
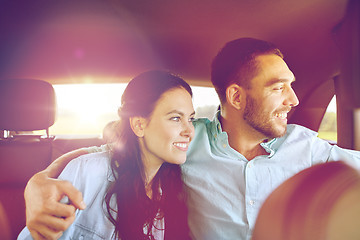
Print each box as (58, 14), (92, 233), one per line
(170, 116), (180, 121)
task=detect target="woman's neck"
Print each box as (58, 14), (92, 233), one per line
(143, 162), (162, 199)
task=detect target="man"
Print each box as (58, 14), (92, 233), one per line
(21, 38), (360, 240)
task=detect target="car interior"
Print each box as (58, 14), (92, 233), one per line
(0, 0), (359, 239)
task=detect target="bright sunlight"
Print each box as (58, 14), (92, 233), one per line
(51, 84), (220, 136)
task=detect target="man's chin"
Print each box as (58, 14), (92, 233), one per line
(275, 125), (287, 138)
(267, 125), (287, 139)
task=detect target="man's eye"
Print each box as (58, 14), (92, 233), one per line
(189, 117), (195, 122)
(273, 86), (284, 91)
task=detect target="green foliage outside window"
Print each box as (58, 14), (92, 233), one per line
(318, 112), (337, 142)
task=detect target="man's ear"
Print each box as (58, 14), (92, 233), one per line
(226, 84), (245, 110)
(129, 117), (147, 137)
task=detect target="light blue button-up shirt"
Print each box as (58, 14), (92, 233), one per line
(182, 113), (360, 240)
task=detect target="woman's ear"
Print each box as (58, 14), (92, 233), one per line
(129, 117), (147, 137)
(226, 84), (245, 110)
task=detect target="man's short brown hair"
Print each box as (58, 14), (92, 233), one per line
(211, 38), (283, 103)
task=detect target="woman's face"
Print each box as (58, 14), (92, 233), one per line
(138, 87), (195, 169)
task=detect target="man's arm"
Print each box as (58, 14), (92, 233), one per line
(24, 149), (88, 240)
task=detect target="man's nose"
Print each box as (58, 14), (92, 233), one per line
(286, 87), (299, 107)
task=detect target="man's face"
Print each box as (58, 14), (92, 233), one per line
(243, 54), (299, 139)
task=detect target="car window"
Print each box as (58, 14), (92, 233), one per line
(43, 83), (338, 142)
(49, 84), (220, 136)
(318, 96), (337, 142)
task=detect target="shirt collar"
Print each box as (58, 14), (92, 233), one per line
(260, 138), (276, 157)
(213, 110), (223, 134)
(106, 151), (116, 182)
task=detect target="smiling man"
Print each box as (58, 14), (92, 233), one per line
(181, 38), (360, 240)
(20, 38), (360, 240)
(242, 54), (298, 139)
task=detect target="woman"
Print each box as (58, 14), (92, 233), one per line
(19, 70), (195, 239)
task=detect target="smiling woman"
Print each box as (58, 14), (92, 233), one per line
(50, 83), (220, 136)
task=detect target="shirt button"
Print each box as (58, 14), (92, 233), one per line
(249, 200), (255, 205)
(223, 144), (227, 148)
(248, 163), (252, 168)
(214, 134), (217, 138)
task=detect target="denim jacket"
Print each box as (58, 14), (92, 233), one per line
(19, 152), (117, 240)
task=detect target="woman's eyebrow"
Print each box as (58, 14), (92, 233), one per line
(166, 110), (196, 116)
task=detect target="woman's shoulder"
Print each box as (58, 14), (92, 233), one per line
(84, 143), (113, 154)
(76, 151), (111, 172)
(66, 151), (111, 172)
(59, 151), (113, 189)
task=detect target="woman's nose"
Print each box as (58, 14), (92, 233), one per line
(181, 121), (194, 138)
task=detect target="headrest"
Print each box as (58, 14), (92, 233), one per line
(0, 79), (56, 131)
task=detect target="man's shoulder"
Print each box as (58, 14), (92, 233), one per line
(192, 117), (215, 139)
(187, 118), (215, 156)
(193, 117), (212, 126)
(193, 117), (218, 131)
(286, 124), (318, 137)
(271, 124), (320, 148)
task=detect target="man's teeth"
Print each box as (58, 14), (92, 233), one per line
(275, 113), (287, 119)
(174, 143), (187, 148)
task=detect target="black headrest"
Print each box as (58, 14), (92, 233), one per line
(0, 79), (56, 131)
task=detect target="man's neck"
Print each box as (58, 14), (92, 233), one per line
(219, 113), (268, 161)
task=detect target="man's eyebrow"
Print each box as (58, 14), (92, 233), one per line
(265, 77), (296, 87)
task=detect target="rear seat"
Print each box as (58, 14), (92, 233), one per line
(0, 79), (56, 239)
(0, 79), (106, 239)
